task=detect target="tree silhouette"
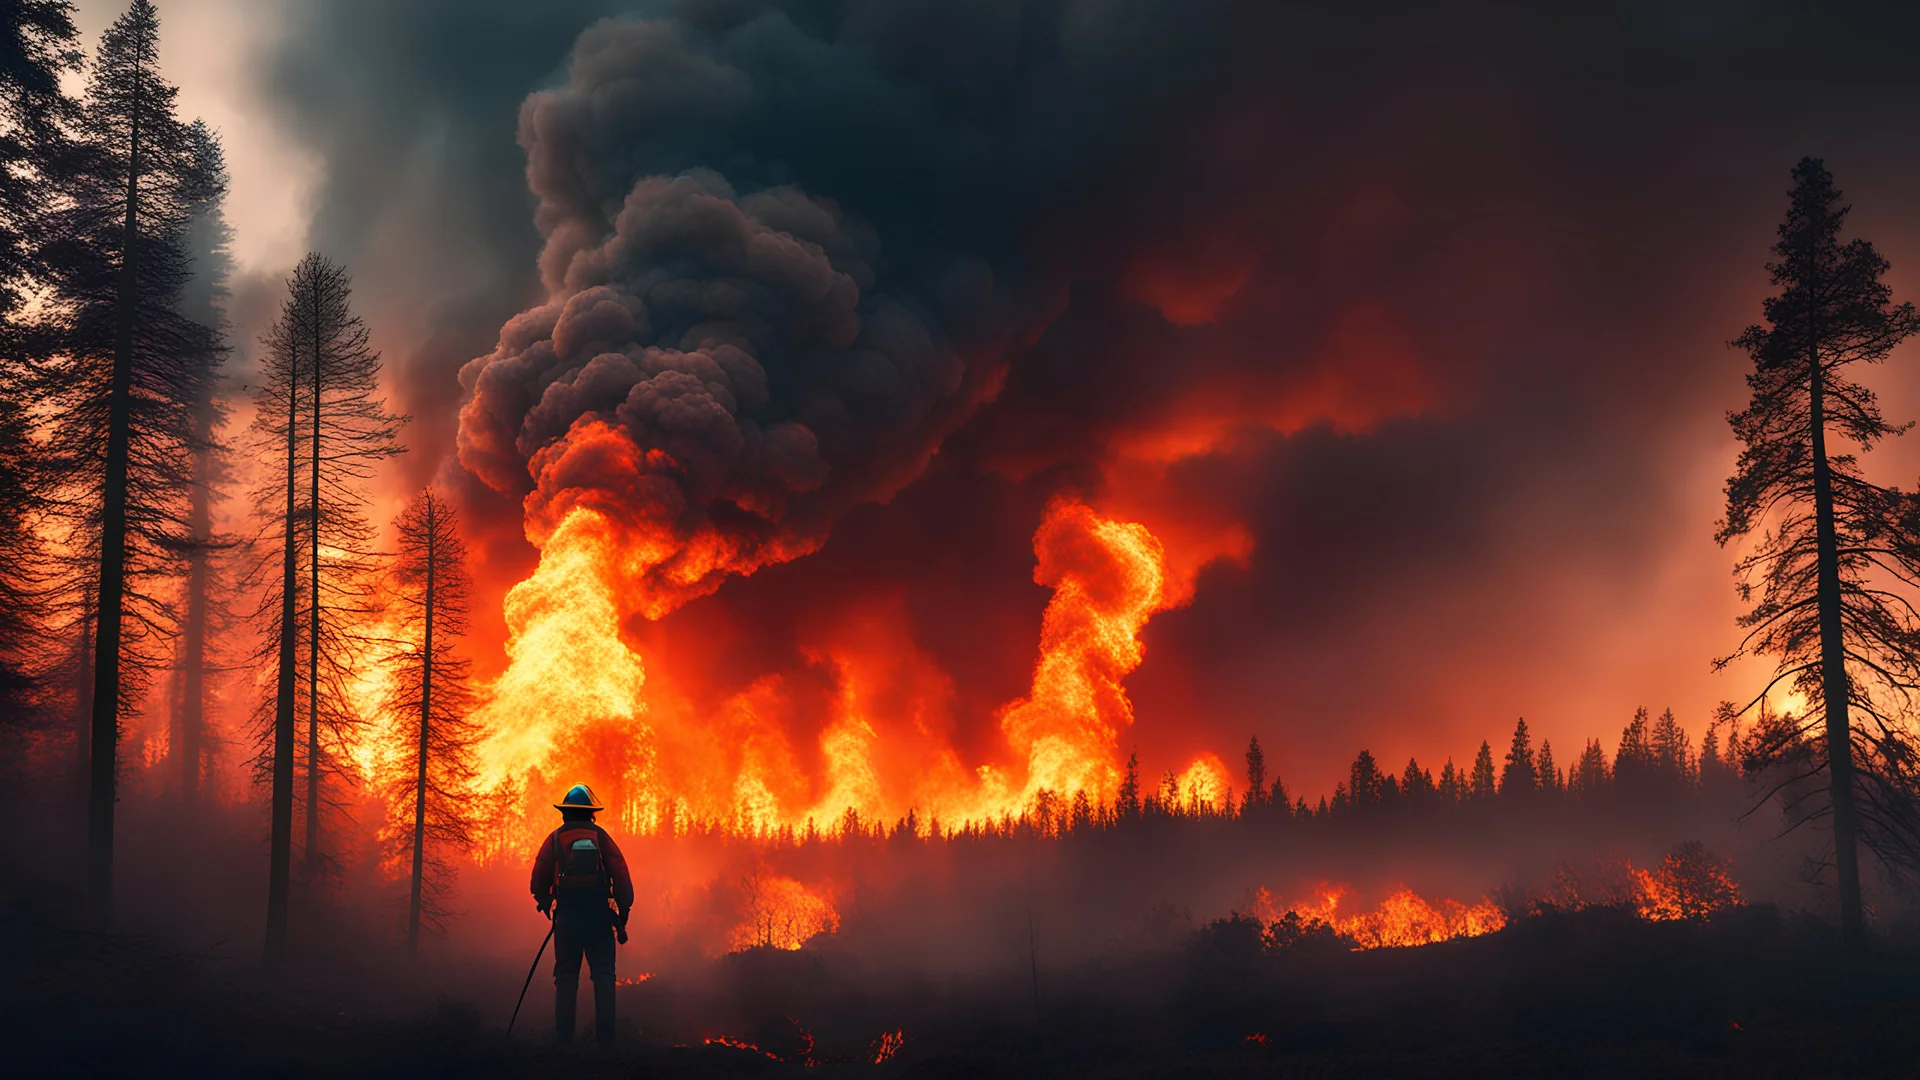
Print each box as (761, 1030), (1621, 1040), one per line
(1401, 758), (1434, 802)
(37, 0), (218, 917)
(0, 2), (78, 727)
(1651, 708), (1691, 786)
(1500, 718), (1537, 796)
(1469, 741), (1496, 800)
(1717, 158), (1920, 941)
(1116, 749), (1140, 821)
(1347, 749), (1384, 812)
(384, 487), (477, 951)
(1437, 758), (1463, 803)
(1614, 707), (1655, 791)
(1536, 740), (1561, 795)
(1242, 735), (1266, 812)
(250, 252), (404, 962)
(1569, 738), (1610, 797)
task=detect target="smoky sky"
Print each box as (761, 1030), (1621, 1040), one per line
(260, 0), (1920, 793)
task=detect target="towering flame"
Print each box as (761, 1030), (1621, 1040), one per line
(470, 496), (1238, 851)
(998, 501), (1170, 805)
(471, 508), (657, 832)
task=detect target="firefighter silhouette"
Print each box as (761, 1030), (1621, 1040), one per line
(529, 784), (635, 1045)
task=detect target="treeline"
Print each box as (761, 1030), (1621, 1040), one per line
(586, 709), (1745, 850)
(0, 3), (477, 960)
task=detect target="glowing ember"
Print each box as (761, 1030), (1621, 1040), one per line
(695, 1018), (903, 1066)
(869, 1029), (906, 1064)
(731, 874), (840, 951)
(615, 973), (654, 987)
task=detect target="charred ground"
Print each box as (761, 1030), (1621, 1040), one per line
(6, 899), (1918, 1079)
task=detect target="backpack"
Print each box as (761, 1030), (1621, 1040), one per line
(552, 825), (611, 895)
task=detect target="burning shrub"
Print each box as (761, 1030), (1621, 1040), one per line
(1263, 910), (1357, 954)
(1534, 843), (1742, 922)
(1634, 841), (1742, 922)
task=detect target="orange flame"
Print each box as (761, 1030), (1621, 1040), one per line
(469, 496), (1236, 851)
(1249, 883), (1507, 950)
(730, 874), (840, 951)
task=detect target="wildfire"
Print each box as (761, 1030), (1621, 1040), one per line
(469, 495), (1238, 853)
(469, 508), (657, 835)
(995, 500), (1171, 806)
(1547, 844), (1743, 921)
(1240, 844), (1741, 954)
(1248, 884), (1507, 950)
(731, 874), (840, 951)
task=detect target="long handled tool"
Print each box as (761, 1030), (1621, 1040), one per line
(507, 923), (555, 1038)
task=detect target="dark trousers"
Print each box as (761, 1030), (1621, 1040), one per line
(552, 905), (617, 1044)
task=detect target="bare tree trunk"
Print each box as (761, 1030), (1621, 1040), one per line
(1809, 336), (1865, 945)
(265, 323), (299, 966)
(87, 68), (141, 922)
(407, 497), (435, 952)
(303, 278), (322, 882)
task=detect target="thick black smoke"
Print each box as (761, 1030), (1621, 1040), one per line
(452, 4), (1221, 608)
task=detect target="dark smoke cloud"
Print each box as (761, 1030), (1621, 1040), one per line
(454, 4), (1221, 608)
(260, 0), (1920, 791)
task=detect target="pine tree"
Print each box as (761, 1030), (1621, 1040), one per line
(1717, 159), (1920, 938)
(1536, 740), (1561, 796)
(0, 3), (78, 729)
(1698, 725), (1729, 790)
(1500, 718), (1537, 796)
(385, 488), (477, 951)
(1614, 707), (1655, 790)
(251, 252), (404, 961)
(1401, 757), (1434, 802)
(1570, 738), (1611, 797)
(1115, 749), (1140, 821)
(1651, 708), (1692, 785)
(0, 0), (77, 325)
(1469, 741), (1497, 800)
(38, 0), (218, 916)
(1348, 749), (1384, 812)
(1437, 758), (1463, 803)
(1242, 735), (1267, 812)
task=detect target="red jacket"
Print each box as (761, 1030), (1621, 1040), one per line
(530, 820), (635, 914)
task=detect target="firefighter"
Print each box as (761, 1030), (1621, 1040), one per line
(529, 784), (635, 1046)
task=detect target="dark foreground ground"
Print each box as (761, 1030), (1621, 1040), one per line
(5, 905), (1917, 1079)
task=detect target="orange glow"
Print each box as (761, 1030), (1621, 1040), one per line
(1174, 753), (1232, 811)
(731, 874), (840, 951)
(1119, 241), (1261, 326)
(1114, 299), (1432, 464)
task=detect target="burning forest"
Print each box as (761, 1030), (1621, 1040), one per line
(6, 1), (1920, 1076)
